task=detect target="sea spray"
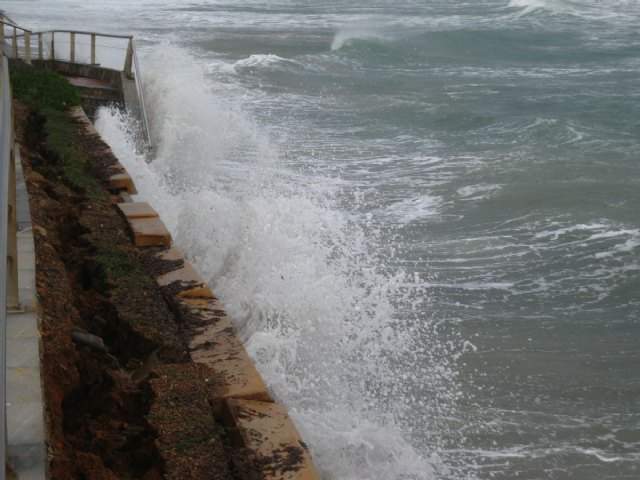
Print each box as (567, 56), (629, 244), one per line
(95, 43), (462, 479)
(13, 0), (638, 477)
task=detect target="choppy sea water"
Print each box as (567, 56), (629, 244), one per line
(8, 0), (640, 478)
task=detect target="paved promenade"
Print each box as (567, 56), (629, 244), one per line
(6, 145), (46, 479)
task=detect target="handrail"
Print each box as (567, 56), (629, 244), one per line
(0, 17), (32, 63)
(7, 25), (152, 150)
(0, 19), (31, 32)
(130, 38), (152, 150)
(24, 29), (131, 40)
(0, 53), (13, 480)
(3, 18), (152, 150)
(11, 30), (131, 67)
(0, 10), (20, 28)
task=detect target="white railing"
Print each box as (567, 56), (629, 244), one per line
(1, 14), (152, 149)
(130, 38), (151, 149)
(0, 17), (32, 64)
(18, 30), (134, 76)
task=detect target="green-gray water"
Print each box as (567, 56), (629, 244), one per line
(10, 0), (640, 478)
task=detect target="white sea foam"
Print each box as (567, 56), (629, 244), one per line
(95, 43), (461, 480)
(233, 53), (297, 72)
(507, 0), (639, 19)
(385, 195), (444, 224)
(534, 222), (609, 240)
(457, 183), (502, 200)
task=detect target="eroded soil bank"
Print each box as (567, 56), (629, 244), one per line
(14, 100), (236, 480)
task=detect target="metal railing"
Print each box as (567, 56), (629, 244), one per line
(13, 30), (135, 76)
(130, 38), (151, 150)
(1, 15), (152, 149)
(0, 18), (31, 65)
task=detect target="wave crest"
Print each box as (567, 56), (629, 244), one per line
(233, 53), (297, 72)
(331, 27), (391, 51)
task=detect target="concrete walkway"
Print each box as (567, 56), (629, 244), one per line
(6, 145), (46, 479)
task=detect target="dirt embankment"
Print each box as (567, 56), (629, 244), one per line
(14, 101), (235, 480)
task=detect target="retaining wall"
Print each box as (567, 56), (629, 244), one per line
(70, 107), (322, 480)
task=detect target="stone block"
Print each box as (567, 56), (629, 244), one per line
(117, 201), (159, 219)
(108, 172), (138, 194)
(128, 217), (172, 247)
(222, 398), (322, 480)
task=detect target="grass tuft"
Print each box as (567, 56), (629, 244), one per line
(10, 67), (81, 111)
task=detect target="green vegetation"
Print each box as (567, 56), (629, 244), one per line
(10, 67), (94, 193)
(41, 107), (98, 193)
(93, 244), (153, 290)
(10, 67), (81, 111)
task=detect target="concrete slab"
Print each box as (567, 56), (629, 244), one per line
(223, 398), (321, 480)
(108, 172), (138, 194)
(7, 444), (46, 480)
(16, 229), (37, 309)
(6, 367), (42, 405)
(127, 216), (172, 247)
(6, 335), (40, 368)
(15, 146), (32, 230)
(67, 76), (117, 90)
(6, 312), (38, 339)
(117, 201), (159, 219)
(7, 144), (47, 480)
(6, 399), (44, 445)
(155, 245), (185, 263)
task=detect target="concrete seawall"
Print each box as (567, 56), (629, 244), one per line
(70, 106), (322, 480)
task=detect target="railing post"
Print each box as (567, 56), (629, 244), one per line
(11, 27), (17, 58)
(24, 31), (31, 65)
(90, 34), (96, 65)
(38, 32), (43, 60)
(0, 20), (4, 44)
(50, 32), (55, 60)
(70, 32), (75, 63)
(124, 37), (133, 79)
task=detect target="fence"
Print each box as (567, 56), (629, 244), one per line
(0, 14), (151, 149)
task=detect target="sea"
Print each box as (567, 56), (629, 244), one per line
(6, 0), (640, 478)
